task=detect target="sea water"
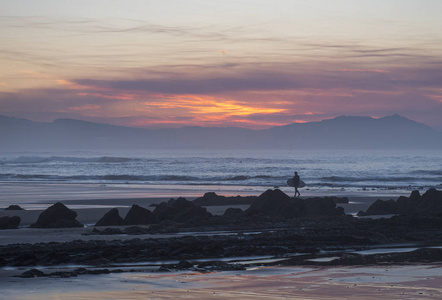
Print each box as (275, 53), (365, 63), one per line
(0, 149), (441, 193)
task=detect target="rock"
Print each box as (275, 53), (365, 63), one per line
(0, 216), (21, 229)
(124, 226), (150, 235)
(193, 192), (256, 206)
(247, 189), (292, 216)
(197, 261), (246, 271)
(409, 190), (421, 201)
(95, 208), (126, 227)
(40, 252), (71, 265)
(359, 199), (398, 216)
(18, 268), (45, 278)
(303, 197), (344, 217)
(153, 197), (212, 223)
(124, 204), (157, 225)
(4, 205), (24, 210)
(327, 196), (349, 204)
(359, 189), (442, 217)
(100, 228), (124, 235)
(152, 202), (179, 222)
(11, 253), (39, 266)
(246, 189), (345, 219)
(176, 260), (193, 269)
(223, 207), (243, 218)
(30, 202), (83, 228)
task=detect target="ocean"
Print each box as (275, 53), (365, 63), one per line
(0, 149), (441, 194)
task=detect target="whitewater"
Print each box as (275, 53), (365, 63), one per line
(0, 150), (441, 194)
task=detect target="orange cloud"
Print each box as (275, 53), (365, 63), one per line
(143, 94), (286, 117)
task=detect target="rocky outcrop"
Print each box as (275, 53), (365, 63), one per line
(358, 188), (442, 216)
(30, 202), (83, 228)
(0, 216), (21, 229)
(95, 208), (126, 227)
(124, 205), (157, 225)
(153, 197), (212, 223)
(245, 189), (345, 218)
(4, 205), (24, 210)
(193, 192), (256, 206)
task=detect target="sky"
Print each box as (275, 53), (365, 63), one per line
(1, 0), (442, 130)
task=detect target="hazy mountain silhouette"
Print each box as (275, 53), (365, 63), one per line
(1, 114), (441, 151)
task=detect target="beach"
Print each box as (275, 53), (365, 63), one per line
(1, 182), (442, 299)
(2, 265), (442, 299)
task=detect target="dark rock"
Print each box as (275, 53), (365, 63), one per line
(18, 268), (45, 278)
(247, 189), (292, 216)
(153, 197), (212, 223)
(100, 227), (124, 235)
(223, 207), (243, 218)
(176, 260), (193, 269)
(124, 204), (157, 225)
(30, 202), (83, 228)
(303, 197), (345, 217)
(124, 226), (150, 235)
(5, 205), (24, 210)
(327, 196), (349, 204)
(409, 190), (421, 201)
(197, 261), (245, 271)
(193, 192), (256, 206)
(11, 253), (39, 266)
(152, 202), (179, 222)
(157, 265), (171, 272)
(361, 199), (398, 216)
(40, 251), (71, 265)
(0, 216), (21, 229)
(359, 189), (442, 217)
(95, 208), (126, 227)
(0, 257), (7, 266)
(246, 189), (345, 219)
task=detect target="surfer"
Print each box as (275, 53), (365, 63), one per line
(293, 171), (301, 197)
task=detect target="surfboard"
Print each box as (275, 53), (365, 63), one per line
(287, 178), (306, 188)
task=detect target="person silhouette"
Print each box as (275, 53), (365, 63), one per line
(293, 171), (301, 197)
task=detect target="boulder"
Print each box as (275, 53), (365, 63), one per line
(0, 216), (21, 229)
(30, 202), (83, 228)
(124, 205), (157, 225)
(95, 208), (126, 227)
(247, 189), (292, 216)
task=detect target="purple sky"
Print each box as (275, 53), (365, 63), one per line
(1, 0), (442, 130)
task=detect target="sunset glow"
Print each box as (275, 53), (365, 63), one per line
(1, 0), (442, 129)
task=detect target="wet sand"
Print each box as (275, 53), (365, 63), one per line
(1, 265), (441, 299)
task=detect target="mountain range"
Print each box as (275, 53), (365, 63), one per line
(1, 114), (441, 151)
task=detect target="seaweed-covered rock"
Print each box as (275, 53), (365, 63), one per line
(30, 202), (83, 228)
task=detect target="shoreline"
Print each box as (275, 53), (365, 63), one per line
(2, 183), (441, 299)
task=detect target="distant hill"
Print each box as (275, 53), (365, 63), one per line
(1, 114), (441, 151)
